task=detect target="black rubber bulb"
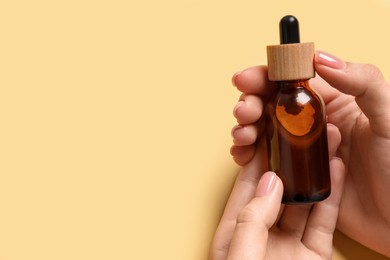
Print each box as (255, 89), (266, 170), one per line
(280, 15), (300, 44)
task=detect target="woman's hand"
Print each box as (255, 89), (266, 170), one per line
(228, 51), (390, 257)
(210, 120), (345, 259)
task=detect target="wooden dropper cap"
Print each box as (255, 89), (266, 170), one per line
(267, 16), (315, 81)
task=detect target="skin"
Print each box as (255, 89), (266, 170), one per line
(210, 125), (345, 260)
(211, 50), (390, 258)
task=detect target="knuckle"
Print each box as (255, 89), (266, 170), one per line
(364, 63), (385, 83)
(236, 199), (261, 224)
(236, 202), (269, 232)
(237, 206), (257, 224)
(236, 172), (260, 188)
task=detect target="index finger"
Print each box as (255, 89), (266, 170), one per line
(233, 66), (276, 98)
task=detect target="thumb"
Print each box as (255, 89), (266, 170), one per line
(226, 172), (283, 260)
(314, 51), (390, 138)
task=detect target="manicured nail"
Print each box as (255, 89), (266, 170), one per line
(232, 72), (241, 87)
(257, 172), (277, 196)
(231, 124), (243, 138)
(233, 101), (244, 118)
(315, 51), (346, 70)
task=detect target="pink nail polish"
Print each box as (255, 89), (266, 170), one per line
(257, 172), (277, 196)
(315, 51), (346, 70)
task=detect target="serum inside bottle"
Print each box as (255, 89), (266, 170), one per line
(265, 16), (330, 204)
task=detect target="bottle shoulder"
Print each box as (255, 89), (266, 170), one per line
(268, 85), (325, 137)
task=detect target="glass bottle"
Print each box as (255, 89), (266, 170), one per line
(266, 80), (330, 203)
(265, 15), (330, 203)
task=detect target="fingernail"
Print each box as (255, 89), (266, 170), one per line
(257, 172), (277, 196)
(233, 101), (244, 118)
(231, 124), (243, 138)
(315, 51), (346, 70)
(232, 72), (240, 87)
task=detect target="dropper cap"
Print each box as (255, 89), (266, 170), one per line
(267, 15), (315, 81)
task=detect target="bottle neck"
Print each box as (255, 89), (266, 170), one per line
(277, 79), (310, 89)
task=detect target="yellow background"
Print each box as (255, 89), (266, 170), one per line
(1, 0), (389, 259)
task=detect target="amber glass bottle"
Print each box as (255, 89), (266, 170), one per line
(265, 15), (330, 203)
(266, 80), (330, 203)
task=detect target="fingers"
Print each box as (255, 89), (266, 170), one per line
(233, 94), (263, 125)
(326, 123), (342, 158)
(309, 75), (342, 106)
(211, 136), (268, 260)
(277, 204), (312, 239)
(226, 172), (283, 260)
(301, 157), (346, 259)
(230, 145), (255, 166)
(233, 66), (274, 97)
(315, 50), (390, 138)
(277, 123), (341, 239)
(231, 124), (258, 146)
(230, 94), (264, 165)
(230, 66), (274, 167)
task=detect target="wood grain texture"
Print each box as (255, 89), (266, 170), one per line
(267, 42), (315, 81)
